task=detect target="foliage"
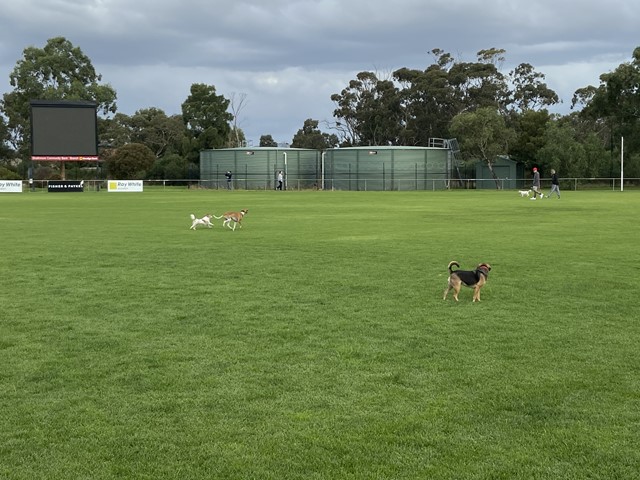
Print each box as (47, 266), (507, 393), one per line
(181, 83), (232, 162)
(536, 117), (611, 178)
(578, 46), (640, 155)
(146, 153), (190, 180)
(259, 134), (278, 147)
(450, 107), (516, 188)
(0, 165), (21, 179)
(507, 63), (560, 112)
(1, 190), (640, 479)
(331, 71), (404, 146)
(227, 126), (246, 148)
(508, 109), (552, 167)
(291, 119), (339, 149)
(106, 143), (156, 179)
(127, 108), (186, 157)
(0, 37), (117, 158)
(0, 115), (13, 160)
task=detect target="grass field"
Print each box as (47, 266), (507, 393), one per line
(1, 188), (639, 479)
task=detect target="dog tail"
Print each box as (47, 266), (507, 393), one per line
(212, 214), (223, 219)
(448, 261), (460, 273)
(190, 214), (195, 220)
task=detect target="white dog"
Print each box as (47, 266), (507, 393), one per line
(519, 189), (532, 197)
(190, 213), (214, 230)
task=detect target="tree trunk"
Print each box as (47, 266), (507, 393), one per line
(486, 161), (501, 189)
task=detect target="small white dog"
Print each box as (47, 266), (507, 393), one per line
(190, 213), (214, 230)
(519, 189), (532, 197)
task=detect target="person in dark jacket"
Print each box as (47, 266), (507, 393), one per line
(548, 169), (560, 198)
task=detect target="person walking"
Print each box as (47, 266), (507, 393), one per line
(548, 169), (561, 198)
(276, 170), (284, 190)
(530, 167), (544, 200)
(225, 171), (233, 190)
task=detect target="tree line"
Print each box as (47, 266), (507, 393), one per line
(0, 37), (638, 183)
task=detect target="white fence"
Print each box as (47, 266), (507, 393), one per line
(13, 178), (640, 192)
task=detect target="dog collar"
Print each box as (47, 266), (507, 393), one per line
(477, 268), (489, 277)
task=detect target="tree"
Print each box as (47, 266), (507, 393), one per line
(127, 108), (186, 157)
(450, 107), (515, 188)
(147, 153), (189, 180)
(394, 59), (458, 145)
(98, 113), (133, 150)
(508, 109), (552, 167)
(291, 119), (339, 149)
(536, 117), (608, 178)
(0, 37), (117, 159)
(507, 63), (559, 112)
(0, 115), (13, 161)
(577, 46), (640, 154)
(228, 92), (248, 147)
(448, 48), (510, 112)
(227, 127), (246, 148)
(106, 143), (155, 179)
(260, 135), (278, 147)
(331, 71), (403, 146)
(181, 84), (232, 162)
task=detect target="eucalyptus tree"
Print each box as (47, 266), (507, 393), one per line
(448, 48), (510, 113)
(330, 71), (403, 146)
(0, 37), (117, 158)
(181, 83), (232, 162)
(450, 107), (516, 188)
(507, 63), (559, 113)
(0, 116), (13, 162)
(259, 135), (278, 147)
(394, 54), (458, 145)
(575, 46), (640, 156)
(105, 143), (156, 179)
(291, 119), (339, 149)
(127, 108), (186, 157)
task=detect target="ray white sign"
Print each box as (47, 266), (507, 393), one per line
(108, 180), (143, 192)
(0, 181), (23, 193)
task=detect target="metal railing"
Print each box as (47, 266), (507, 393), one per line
(10, 178), (640, 192)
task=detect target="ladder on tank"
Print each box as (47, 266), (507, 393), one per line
(429, 138), (465, 188)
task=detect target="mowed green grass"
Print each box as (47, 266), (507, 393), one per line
(1, 188), (639, 479)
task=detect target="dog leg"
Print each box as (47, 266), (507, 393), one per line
(473, 286), (481, 302)
(452, 283), (461, 302)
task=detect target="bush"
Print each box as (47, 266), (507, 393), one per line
(0, 166), (21, 180)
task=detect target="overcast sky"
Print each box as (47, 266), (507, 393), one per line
(1, 0), (638, 145)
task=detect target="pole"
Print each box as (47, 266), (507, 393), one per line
(283, 152), (287, 190)
(321, 152), (325, 190)
(620, 136), (624, 192)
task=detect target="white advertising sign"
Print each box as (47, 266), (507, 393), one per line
(0, 181), (23, 193)
(108, 180), (144, 192)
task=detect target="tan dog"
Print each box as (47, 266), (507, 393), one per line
(443, 261), (491, 302)
(213, 209), (248, 231)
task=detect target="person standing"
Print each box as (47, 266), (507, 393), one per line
(225, 171), (232, 190)
(530, 167), (544, 200)
(276, 170), (283, 190)
(548, 169), (561, 198)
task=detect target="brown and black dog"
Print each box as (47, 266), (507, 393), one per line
(214, 209), (248, 231)
(443, 261), (491, 302)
